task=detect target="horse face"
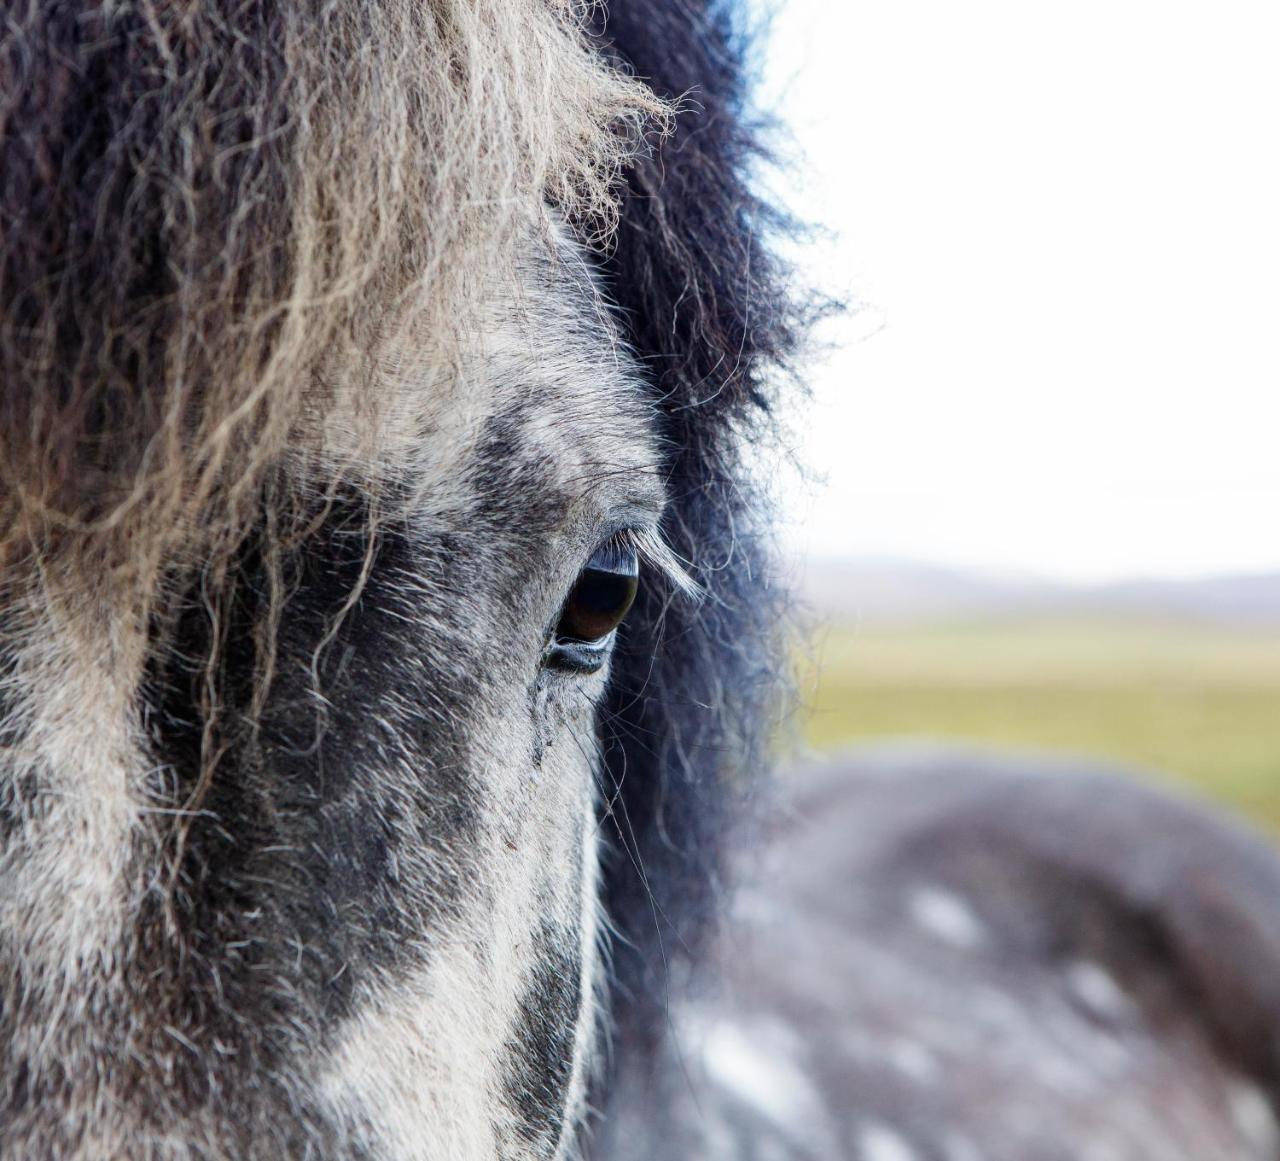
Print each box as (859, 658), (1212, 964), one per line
(0, 230), (666, 1158)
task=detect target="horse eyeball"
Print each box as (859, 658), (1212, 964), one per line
(555, 540), (639, 648)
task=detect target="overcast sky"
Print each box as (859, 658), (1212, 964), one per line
(766, 0), (1280, 582)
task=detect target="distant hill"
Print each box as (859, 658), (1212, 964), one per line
(800, 557), (1280, 626)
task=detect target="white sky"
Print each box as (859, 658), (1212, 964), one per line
(766, 0), (1280, 582)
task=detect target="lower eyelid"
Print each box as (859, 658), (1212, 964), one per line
(546, 635), (614, 676)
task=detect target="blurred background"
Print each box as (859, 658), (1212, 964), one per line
(765, 0), (1280, 830)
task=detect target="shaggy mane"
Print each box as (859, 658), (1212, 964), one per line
(588, 0), (810, 1114)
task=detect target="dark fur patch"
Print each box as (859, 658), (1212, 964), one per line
(502, 921), (584, 1156)
(113, 501), (494, 1146)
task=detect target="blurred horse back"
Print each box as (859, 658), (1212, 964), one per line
(602, 744), (1280, 1161)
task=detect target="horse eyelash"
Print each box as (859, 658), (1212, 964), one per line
(617, 526), (702, 602)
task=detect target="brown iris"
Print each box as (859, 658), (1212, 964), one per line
(549, 539), (639, 673)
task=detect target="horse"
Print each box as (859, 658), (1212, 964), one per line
(7, 2), (1280, 1160)
(0, 1), (801, 1156)
(604, 745), (1280, 1160)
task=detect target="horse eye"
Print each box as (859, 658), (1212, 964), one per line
(548, 539), (640, 673)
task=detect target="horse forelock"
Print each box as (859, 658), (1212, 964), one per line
(0, 0), (664, 614)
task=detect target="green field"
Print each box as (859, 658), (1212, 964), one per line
(801, 617), (1280, 833)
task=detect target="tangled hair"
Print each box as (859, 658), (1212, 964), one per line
(0, 0), (661, 632)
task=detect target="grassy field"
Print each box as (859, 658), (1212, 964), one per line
(801, 617), (1280, 833)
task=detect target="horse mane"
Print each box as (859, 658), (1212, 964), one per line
(589, 0), (810, 1083)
